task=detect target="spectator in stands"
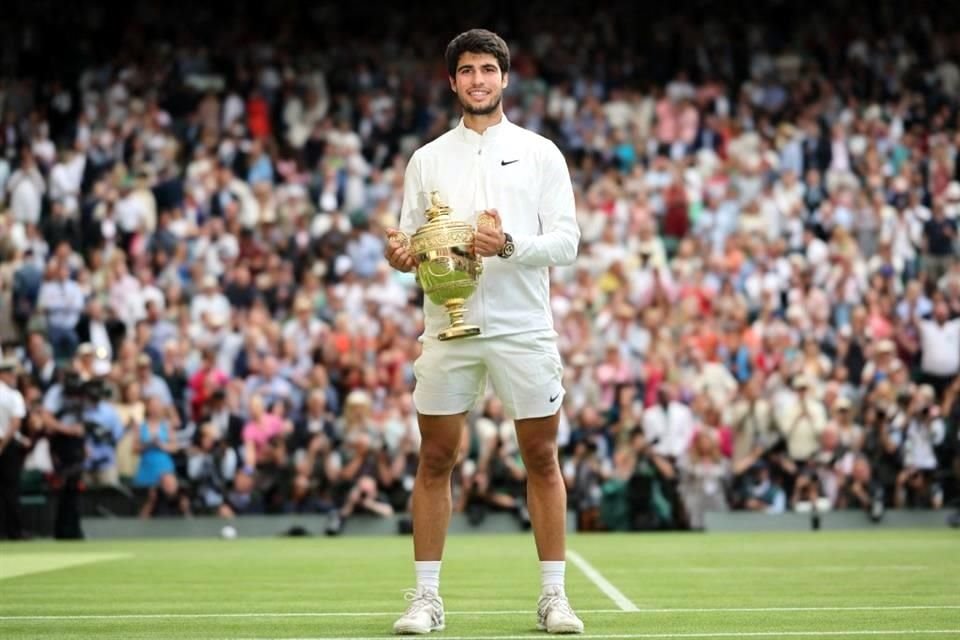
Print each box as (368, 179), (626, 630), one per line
(133, 395), (178, 494)
(678, 430), (730, 529)
(0, 358), (28, 539)
(2, 3), (960, 535)
(36, 260), (84, 361)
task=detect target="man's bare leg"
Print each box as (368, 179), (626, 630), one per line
(393, 412), (464, 634)
(412, 412), (466, 560)
(515, 410), (584, 633)
(515, 410), (566, 561)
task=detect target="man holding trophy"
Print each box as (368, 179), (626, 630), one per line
(385, 29), (583, 635)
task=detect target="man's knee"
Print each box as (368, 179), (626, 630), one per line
(419, 441), (459, 478)
(522, 440), (560, 480)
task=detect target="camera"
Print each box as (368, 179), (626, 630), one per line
(83, 419), (115, 447)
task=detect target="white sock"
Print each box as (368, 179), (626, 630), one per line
(541, 561), (565, 592)
(415, 561), (441, 592)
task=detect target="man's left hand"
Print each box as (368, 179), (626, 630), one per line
(475, 209), (506, 257)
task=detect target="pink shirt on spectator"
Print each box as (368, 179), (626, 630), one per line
(243, 415), (285, 461)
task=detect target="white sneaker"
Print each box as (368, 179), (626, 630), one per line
(537, 586), (584, 634)
(393, 586), (445, 635)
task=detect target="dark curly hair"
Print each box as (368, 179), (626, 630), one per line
(445, 29), (510, 78)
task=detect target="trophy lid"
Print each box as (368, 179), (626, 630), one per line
(424, 191), (453, 222)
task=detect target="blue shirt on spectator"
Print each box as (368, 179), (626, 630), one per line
(84, 401), (125, 472)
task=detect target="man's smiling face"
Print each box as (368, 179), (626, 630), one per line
(449, 51), (508, 116)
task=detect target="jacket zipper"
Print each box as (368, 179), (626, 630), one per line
(476, 141), (487, 336)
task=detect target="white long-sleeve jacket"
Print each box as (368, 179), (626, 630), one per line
(399, 115), (580, 340)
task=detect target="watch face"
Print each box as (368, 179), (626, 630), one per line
(502, 242), (515, 257)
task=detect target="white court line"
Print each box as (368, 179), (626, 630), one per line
(638, 565), (930, 574)
(567, 549), (640, 612)
(233, 631), (960, 640)
(6, 604), (959, 621)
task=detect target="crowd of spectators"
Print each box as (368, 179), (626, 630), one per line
(1, 3), (959, 538)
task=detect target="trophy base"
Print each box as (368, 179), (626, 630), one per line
(438, 324), (481, 341)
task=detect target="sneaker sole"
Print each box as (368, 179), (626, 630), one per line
(537, 622), (584, 634)
(393, 623), (445, 635)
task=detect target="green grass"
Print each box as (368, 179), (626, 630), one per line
(1, 530), (958, 639)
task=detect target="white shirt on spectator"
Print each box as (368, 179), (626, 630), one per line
(116, 192), (148, 233)
(141, 284), (166, 313)
(194, 234), (238, 278)
(0, 380), (26, 439)
(37, 278), (85, 329)
(49, 154), (86, 215)
(283, 318), (327, 359)
(901, 418), (945, 470)
(110, 273), (145, 328)
(778, 397), (828, 460)
(642, 401), (696, 459)
(7, 167), (45, 225)
(89, 319), (113, 361)
(191, 293), (231, 326)
(918, 319), (960, 377)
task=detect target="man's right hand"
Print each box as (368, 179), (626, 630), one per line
(385, 229), (418, 273)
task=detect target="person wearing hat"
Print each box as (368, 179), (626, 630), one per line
(74, 342), (97, 380)
(776, 374), (828, 465)
(831, 396), (863, 452)
(0, 357), (28, 539)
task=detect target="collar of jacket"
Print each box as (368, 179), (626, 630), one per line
(456, 113), (511, 144)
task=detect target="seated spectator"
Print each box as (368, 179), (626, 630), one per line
(737, 461), (787, 514)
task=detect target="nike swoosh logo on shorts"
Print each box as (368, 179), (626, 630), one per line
(549, 392), (560, 402)
(501, 159), (519, 166)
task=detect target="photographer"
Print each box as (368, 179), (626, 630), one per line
(44, 369), (88, 539)
(793, 426), (852, 511)
(323, 390), (391, 535)
(187, 422), (238, 517)
(0, 358), (28, 539)
(624, 427), (676, 530)
(563, 437), (610, 531)
(468, 434), (530, 529)
(895, 385), (946, 509)
(80, 379), (124, 487)
(836, 455), (876, 513)
(736, 460), (787, 514)
(861, 394), (907, 510)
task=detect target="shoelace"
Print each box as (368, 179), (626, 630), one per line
(539, 592), (576, 620)
(401, 589), (440, 619)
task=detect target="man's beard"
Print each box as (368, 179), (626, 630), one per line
(459, 91), (501, 116)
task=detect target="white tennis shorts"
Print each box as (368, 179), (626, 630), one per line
(412, 331), (565, 420)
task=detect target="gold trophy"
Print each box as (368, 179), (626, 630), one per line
(388, 191), (491, 341)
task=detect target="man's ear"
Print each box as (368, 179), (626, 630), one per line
(449, 76), (457, 93)
(502, 71), (509, 90)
